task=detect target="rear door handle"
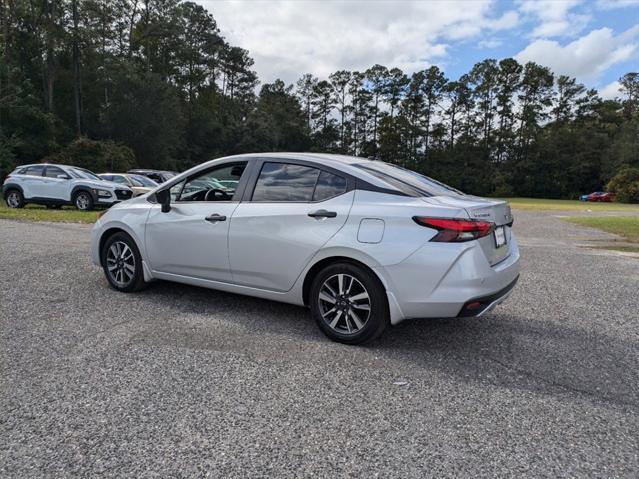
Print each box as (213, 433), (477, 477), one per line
(205, 213), (227, 222)
(308, 209), (337, 218)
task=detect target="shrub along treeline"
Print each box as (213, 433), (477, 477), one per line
(1, 0), (638, 200)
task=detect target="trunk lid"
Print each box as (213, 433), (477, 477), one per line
(421, 195), (514, 266)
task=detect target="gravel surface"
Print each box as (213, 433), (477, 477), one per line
(1, 212), (638, 478)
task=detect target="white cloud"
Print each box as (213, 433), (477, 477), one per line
(478, 39), (503, 49)
(515, 27), (639, 81)
(197, 0), (519, 84)
(517, 0), (590, 38)
(596, 0), (639, 9)
(599, 81), (622, 99)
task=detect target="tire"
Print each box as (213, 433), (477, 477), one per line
(100, 232), (147, 292)
(310, 262), (389, 345)
(74, 191), (94, 211)
(5, 189), (25, 208)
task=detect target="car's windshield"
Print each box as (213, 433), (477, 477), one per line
(130, 174), (158, 187)
(69, 167), (101, 181)
(356, 161), (463, 197)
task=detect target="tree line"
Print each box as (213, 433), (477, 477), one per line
(1, 0), (638, 198)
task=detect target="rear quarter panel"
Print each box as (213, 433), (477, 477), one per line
(324, 190), (469, 267)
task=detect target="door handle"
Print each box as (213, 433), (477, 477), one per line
(205, 213), (227, 222)
(308, 209), (337, 218)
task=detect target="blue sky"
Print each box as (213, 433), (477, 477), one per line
(198, 0), (639, 98)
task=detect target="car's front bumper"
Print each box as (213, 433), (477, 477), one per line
(374, 232), (521, 323)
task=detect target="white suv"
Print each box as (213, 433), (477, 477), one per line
(3, 163), (134, 211)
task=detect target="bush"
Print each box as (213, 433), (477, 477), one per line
(44, 137), (137, 173)
(607, 168), (639, 203)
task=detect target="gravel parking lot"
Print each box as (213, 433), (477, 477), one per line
(1, 212), (638, 478)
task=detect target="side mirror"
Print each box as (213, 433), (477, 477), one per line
(156, 188), (171, 213)
(57, 174), (71, 180)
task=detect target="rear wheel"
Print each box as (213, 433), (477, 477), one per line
(101, 232), (147, 292)
(74, 191), (94, 211)
(5, 190), (25, 208)
(310, 262), (389, 345)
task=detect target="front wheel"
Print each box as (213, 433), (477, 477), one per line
(310, 262), (389, 345)
(74, 191), (94, 211)
(100, 232), (148, 292)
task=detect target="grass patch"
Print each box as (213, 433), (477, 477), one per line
(503, 197), (639, 212)
(505, 197), (639, 211)
(564, 216), (639, 242)
(0, 203), (98, 224)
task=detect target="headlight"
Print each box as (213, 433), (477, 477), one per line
(94, 189), (111, 198)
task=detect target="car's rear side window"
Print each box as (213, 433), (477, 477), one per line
(252, 163), (320, 202)
(313, 171), (347, 201)
(25, 165), (44, 176)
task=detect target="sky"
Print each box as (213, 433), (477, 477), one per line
(196, 0), (639, 99)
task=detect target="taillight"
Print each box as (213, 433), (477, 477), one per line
(413, 217), (494, 242)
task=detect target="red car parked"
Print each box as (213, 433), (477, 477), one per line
(587, 192), (615, 202)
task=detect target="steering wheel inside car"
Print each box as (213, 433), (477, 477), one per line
(204, 188), (231, 201)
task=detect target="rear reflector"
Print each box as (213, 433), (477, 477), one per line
(413, 216), (494, 242)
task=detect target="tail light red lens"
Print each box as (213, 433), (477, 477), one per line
(413, 216), (494, 242)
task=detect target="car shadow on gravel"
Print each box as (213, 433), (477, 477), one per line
(135, 280), (638, 410)
(377, 314), (639, 409)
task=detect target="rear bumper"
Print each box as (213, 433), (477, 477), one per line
(374, 232), (521, 323)
(457, 275), (519, 317)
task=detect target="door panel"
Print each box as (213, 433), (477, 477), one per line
(228, 192), (354, 291)
(39, 177), (67, 200)
(21, 165), (46, 198)
(40, 166), (70, 200)
(145, 202), (239, 282)
(144, 160), (249, 283)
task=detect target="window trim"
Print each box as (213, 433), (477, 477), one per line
(243, 158), (353, 204)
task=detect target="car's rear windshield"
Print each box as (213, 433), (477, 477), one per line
(356, 162), (463, 197)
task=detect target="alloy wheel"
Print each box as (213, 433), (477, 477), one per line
(7, 192), (21, 208)
(76, 193), (90, 210)
(106, 241), (136, 287)
(318, 273), (371, 335)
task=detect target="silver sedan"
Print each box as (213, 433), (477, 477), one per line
(90, 153), (520, 344)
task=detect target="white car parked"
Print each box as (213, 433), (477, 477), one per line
(90, 153), (520, 344)
(3, 163), (133, 210)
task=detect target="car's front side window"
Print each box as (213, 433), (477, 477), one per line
(252, 163), (320, 202)
(177, 162), (247, 202)
(44, 166), (66, 178)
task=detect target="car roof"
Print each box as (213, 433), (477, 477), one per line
(221, 152), (371, 166)
(16, 163), (72, 169)
(128, 169), (176, 173)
